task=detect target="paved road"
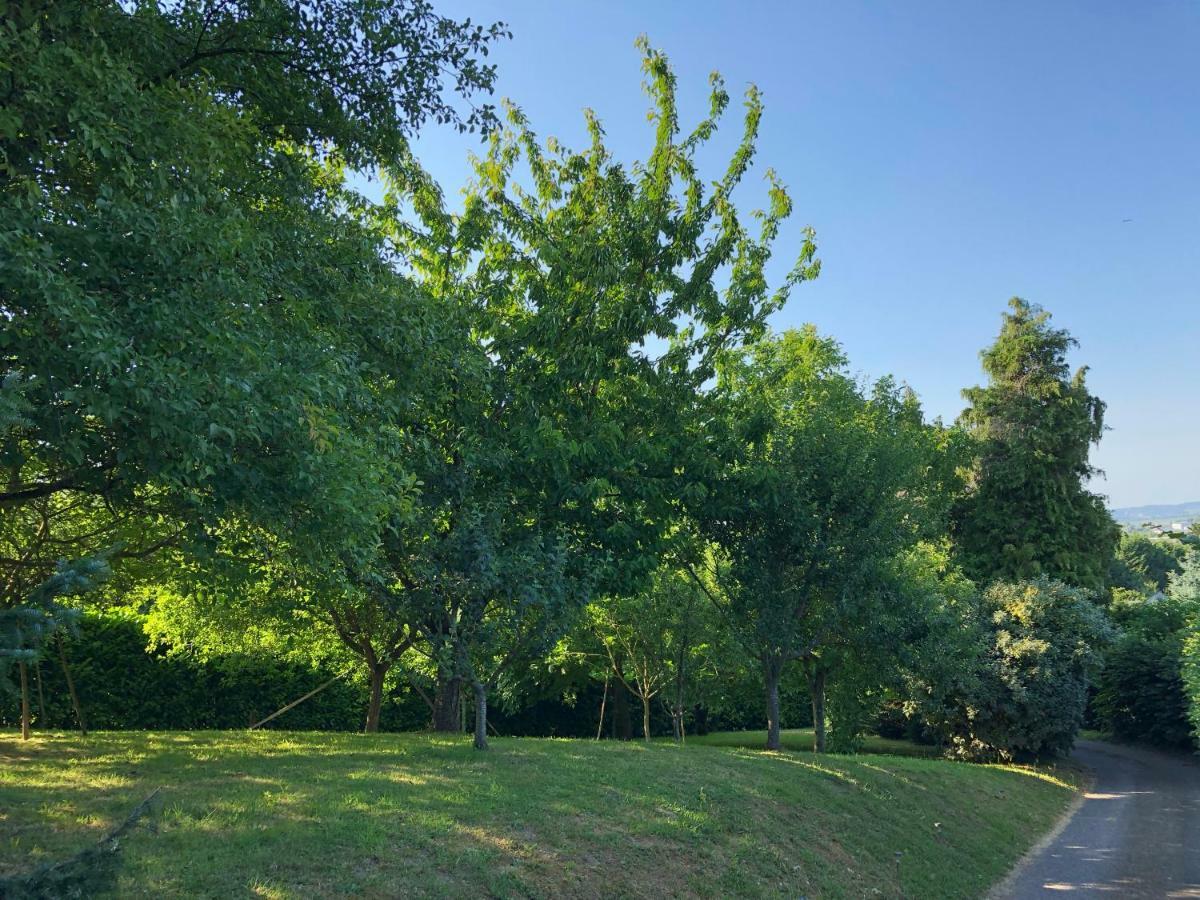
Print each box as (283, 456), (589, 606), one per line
(997, 740), (1200, 898)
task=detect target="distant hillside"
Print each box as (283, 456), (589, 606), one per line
(1110, 501), (1200, 525)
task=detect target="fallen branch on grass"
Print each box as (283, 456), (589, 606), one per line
(0, 788), (160, 899)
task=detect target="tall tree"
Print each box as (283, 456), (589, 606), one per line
(952, 299), (1118, 591)
(2, 0), (506, 720)
(378, 40), (819, 749)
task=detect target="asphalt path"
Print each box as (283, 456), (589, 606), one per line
(996, 739), (1200, 898)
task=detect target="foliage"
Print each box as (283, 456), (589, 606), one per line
(1093, 588), (1197, 750)
(952, 300), (1118, 591)
(828, 542), (984, 753)
(937, 579), (1112, 761)
(373, 39), (818, 746)
(1108, 532), (1187, 594)
(2, 0), (505, 549)
(1175, 554), (1200, 744)
(693, 327), (957, 749)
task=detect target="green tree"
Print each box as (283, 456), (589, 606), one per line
(823, 541), (982, 753)
(2, 0), (505, 730)
(587, 565), (717, 743)
(692, 328), (950, 750)
(952, 299), (1118, 591)
(379, 40), (818, 749)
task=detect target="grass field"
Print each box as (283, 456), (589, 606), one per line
(0, 730), (1080, 899)
(688, 728), (941, 757)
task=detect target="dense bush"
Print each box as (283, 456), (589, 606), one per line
(1093, 590), (1197, 750)
(1, 614), (426, 732)
(930, 579), (1112, 761)
(1174, 555), (1200, 745)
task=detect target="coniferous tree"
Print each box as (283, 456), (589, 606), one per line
(952, 299), (1118, 592)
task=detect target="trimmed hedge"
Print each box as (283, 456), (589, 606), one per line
(5, 614), (817, 738)
(2, 614), (426, 732)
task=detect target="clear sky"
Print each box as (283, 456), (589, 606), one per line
(405, 1), (1200, 509)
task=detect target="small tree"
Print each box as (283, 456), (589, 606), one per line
(587, 567), (715, 742)
(693, 328), (949, 750)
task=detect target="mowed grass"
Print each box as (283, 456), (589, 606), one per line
(0, 730), (1080, 899)
(689, 728), (941, 758)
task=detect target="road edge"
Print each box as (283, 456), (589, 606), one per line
(985, 767), (1095, 899)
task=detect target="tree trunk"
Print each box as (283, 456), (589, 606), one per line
(18, 661), (31, 740)
(641, 695), (652, 743)
(364, 664), (386, 733)
(612, 679), (633, 740)
(34, 662), (46, 724)
(811, 668), (827, 753)
(764, 659), (782, 751)
(472, 681), (488, 751)
(57, 634), (86, 735)
(432, 677), (461, 732)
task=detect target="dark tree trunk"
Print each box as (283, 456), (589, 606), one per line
(364, 664), (387, 733)
(693, 704), (709, 736)
(432, 677), (461, 732)
(641, 695), (652, 743)
(18, 661), (31, 740)
(472, 681), (488, 751)
(612, 679), (633, 740)
(57, 634), (86, 735)
(34, 661), (46, 723)
(811, 668), (827, 753)
(764, 658), (783, 751)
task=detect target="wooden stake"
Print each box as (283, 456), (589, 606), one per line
(595, 675), (610, 740)
(56, 634), (86, 736)
(248, 670), (349, 730)
(18, 661), (31, 740)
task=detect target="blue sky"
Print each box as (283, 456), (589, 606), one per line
(404, 1), (1200, 508)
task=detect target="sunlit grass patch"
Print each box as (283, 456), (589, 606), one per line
(0, 730), (1080, 898)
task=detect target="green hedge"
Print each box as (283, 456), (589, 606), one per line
(2, 614), (427, 732)
(6, 614), (816, 738)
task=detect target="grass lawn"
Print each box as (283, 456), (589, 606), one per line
(0, 730), (1080, 899)
(688, 728), (941, 758)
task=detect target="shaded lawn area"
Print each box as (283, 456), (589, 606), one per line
(688, 728), (942, 758)
(0, 730), (1080, 899)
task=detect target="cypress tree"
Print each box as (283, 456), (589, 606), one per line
(953, 298), (1118, 591)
